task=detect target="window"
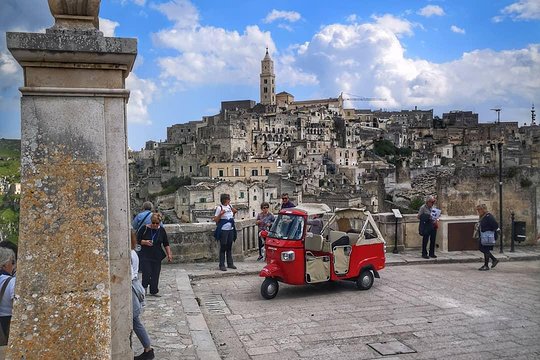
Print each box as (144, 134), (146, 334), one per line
(240, 192), (245, 199)
(234, 168), (239, 176)
(265, 169), (270, 175)
(182, 197), (186, 204)
(200, 198), (206, 203)
(254, 196), (257, 200)
(189, 166), (193, 173)
(218, 169), (224, 177)
(264, 79), (268, 84)
(251, 169), (259, 176)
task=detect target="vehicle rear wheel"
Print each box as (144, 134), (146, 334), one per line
(261, 278), (279, 299)
(356, 270), (374, 290)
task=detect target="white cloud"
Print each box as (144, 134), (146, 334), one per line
(287, 21), (540, 112)
(450, 25), (466, 34)
(371, 14), (415, 37)
(152, 1), (305, 88)
(346, 14), (358, 23)
(264, 9), (302, 24)
(126, 73), (157, 125)
(152, 0), (199, 29)
(121, 0), (146, 6)
(99, 18), (119, 37)
(418, 5), (445, 17)
(501, 0), (540, 20)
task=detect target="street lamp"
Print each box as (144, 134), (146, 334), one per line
(491, 108), (503, 253)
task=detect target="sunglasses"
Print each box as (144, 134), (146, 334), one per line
(262, 206), (269, 209)
(282, 198), (288, 200)
(151, 222), (160, 225)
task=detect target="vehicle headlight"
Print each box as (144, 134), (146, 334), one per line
(281, 251), (295, 262)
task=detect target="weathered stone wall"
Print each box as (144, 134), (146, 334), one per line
(438, 166), (539, 245)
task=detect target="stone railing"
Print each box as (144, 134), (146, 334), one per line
(164, 213), (530, 263)
(164, 218), (258, 263)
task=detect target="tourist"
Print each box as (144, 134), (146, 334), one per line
(0, 241), (17, 261)
(137, 213), (173, 296)
(417, 195), (439, 259)
(131, 235), (155, 360)
(132, 202), (154, 238)
(307, 213), (324, 235)
(475, 204), (499, 271)
(213, 194), (238, 271)
(256, 202), (275, 261)
(280, 193), (295, 209)
(0, 248), (16, 346)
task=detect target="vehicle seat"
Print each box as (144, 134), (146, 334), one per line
(305, 234), (324, 252)
(347, 233), (361, 245)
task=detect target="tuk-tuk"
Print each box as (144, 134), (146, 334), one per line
(259, 204), (386, 299)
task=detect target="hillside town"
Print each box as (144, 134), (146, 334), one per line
(129, 49), (540, 224)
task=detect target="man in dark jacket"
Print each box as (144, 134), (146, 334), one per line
(417, 195), (438, 259)
(280, 193), (295, 209)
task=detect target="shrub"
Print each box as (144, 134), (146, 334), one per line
(520, 177), (532, 188)
(409, 197), (424, 211)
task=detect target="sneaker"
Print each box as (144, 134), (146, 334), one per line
(228, 265), (237, 269)
(491, 259), (499, 268)
(219, 265), (227, 271)
(134, 348), (155, 360)
(421, 255), (429, 259)
(257, 256), (263, 261)
(478, 265), (490, 271)
(429, 254), (438, 259)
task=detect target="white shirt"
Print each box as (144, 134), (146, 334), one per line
(0, 274), (15, 317)
(130, 250), (139, 281)
(215, 204), (234, 231)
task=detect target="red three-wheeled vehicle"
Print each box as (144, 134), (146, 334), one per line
(259, 204), (386, 299)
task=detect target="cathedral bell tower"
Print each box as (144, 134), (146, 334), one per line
(260, 48), (276, 105)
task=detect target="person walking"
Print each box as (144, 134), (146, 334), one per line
(213, 194), (238, 271)
(256, 202), (275, 261)
(280, 193), (295, 209)
(137, 213), (173, 296)
(0, 248), (16, 346)
(417, 195), (439, 259)
(475, 204), (499, 271)
(130, 234), (155, 359)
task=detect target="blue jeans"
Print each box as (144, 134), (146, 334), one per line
(132, 287), (151, 349)
(219, 230), (234, 267)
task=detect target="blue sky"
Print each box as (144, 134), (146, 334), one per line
(1, 0), (539, 150)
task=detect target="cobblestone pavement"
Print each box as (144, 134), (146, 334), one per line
(192, 261), (540, 360)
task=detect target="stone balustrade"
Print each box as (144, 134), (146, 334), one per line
(164, 213), (529, 263)
(164, 218), (259, 263)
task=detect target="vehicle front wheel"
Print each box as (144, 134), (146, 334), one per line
(261, 278), (279, 299)
(356, 270), (374, 290)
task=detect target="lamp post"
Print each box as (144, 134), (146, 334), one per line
(498, 141), (503, 253)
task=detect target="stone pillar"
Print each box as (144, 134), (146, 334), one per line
(5, 3), (136, 358)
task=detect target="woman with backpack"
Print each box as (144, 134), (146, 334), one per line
(213, 194), (238, 271)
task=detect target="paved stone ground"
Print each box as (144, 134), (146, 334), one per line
(192, 261), (540, 360)
(132, 248), (540, 359)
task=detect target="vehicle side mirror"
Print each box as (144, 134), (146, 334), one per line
(260, 230), (268, 239)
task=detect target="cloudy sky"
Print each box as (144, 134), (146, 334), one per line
(1, 0), (539, 150)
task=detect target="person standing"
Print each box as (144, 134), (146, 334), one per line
(280, 193), (295, 209)
(213, 194), (238, 271)
(132, 201), (154, 233)
(137, 213), (173, 296)
(256, 202), (275, 261)
(307, 214), (324, 235)
(475, 204), (499, 271)
(130, 233), (154, 359)
(0, 248), (16, 346)
(417, 195), (439, 259)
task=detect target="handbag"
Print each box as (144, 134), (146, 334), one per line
(480, 230), (496, 246)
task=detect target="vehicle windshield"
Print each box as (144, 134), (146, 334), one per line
(268, 214), (305, 240)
